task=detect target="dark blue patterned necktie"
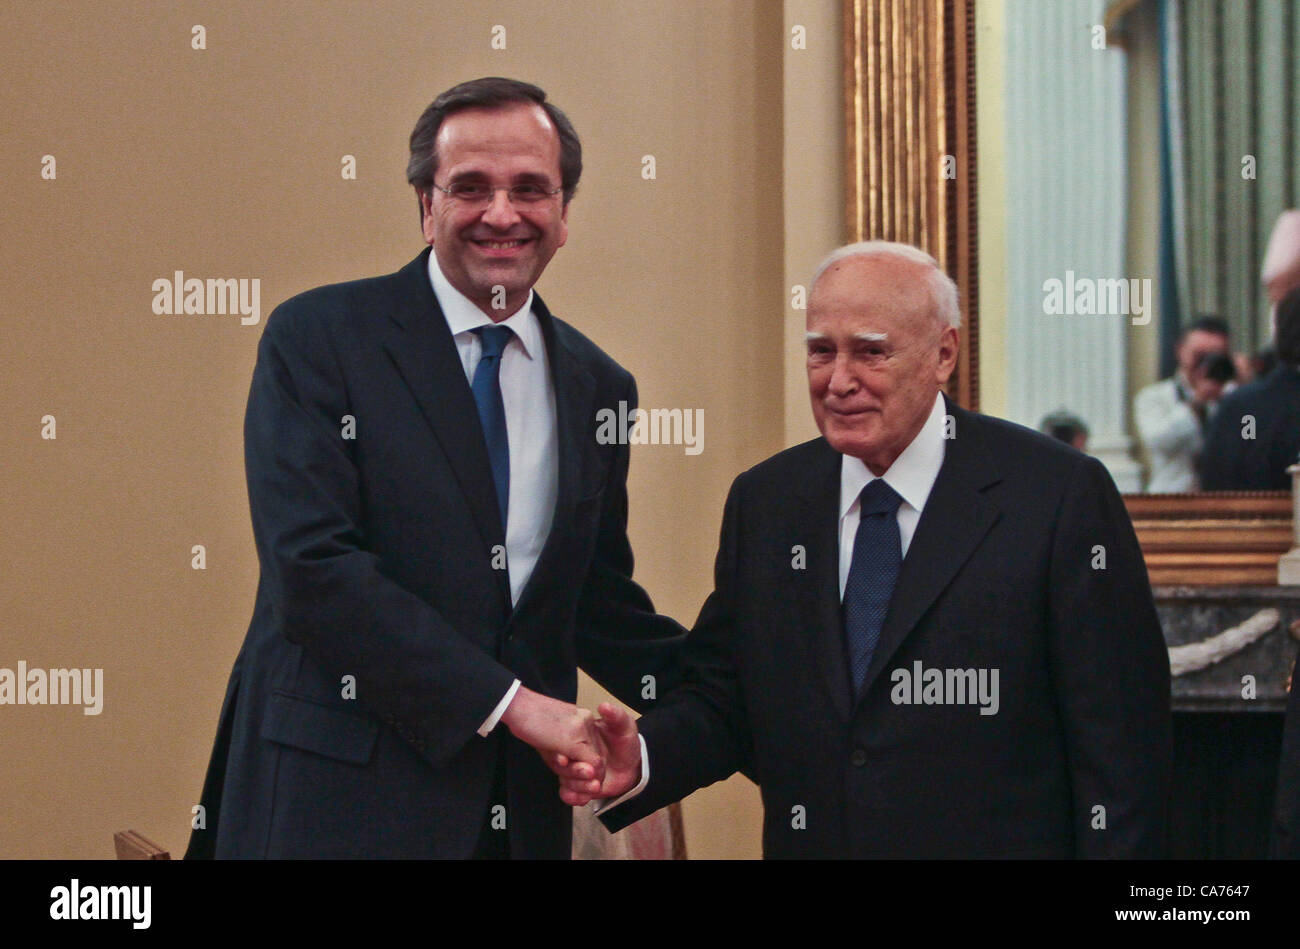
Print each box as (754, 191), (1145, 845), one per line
(842, 478), (904, 698)
(471, 325), (513, 530)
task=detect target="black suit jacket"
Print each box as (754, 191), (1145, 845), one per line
(1201, 365), (1300, 491)
(602, 398), (1172, 857)
(186, 248), (683, 859)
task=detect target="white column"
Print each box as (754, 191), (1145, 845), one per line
(1003, 0), (1143, 491)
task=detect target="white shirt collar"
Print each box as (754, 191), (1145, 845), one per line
(426, 251), (542, 361)
(839, 391), (948, 519)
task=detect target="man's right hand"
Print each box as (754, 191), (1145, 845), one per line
(500, 686), (606, 786)
(557, 702), (642, 806)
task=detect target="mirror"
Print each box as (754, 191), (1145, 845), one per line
(844, 0), (1293, 584)
(983, 0), (1298, 497)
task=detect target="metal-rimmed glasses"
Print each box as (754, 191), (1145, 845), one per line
(431, 181), (563, 207)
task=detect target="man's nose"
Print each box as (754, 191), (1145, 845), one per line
(481, 189), (523, 228)
(828, 353), (857, 394)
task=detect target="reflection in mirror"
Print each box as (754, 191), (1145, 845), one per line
(987, 0), (1299, 492)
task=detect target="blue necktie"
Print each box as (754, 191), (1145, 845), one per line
(842, 478), (904, 698)
(471, 325), (513, 530)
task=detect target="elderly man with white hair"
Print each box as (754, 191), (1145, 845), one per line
(554, 241), (1172, 858)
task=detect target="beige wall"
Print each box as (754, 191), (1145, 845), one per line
(783, 0), (844, 447)
(1, 0), (811, 859)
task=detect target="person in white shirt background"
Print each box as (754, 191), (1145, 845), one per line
(1133, 315), (1235, 492)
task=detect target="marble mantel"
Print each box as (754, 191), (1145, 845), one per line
(1156, 585), (1300, 712)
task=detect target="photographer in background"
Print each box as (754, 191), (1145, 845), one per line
(1197, 350), (1239, 402)
(1133, 316), (1233, 491)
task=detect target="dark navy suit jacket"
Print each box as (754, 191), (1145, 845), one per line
(1201, 364), (1300, 491)
(186, 248), (683, 858)
(1272, 659), (1300, 858)
(602, 400), (1172, 857)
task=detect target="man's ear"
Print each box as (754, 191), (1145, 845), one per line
(418, 188), (435, 245)
(935, 324), (960, 384)
(556, 200), (570, 250)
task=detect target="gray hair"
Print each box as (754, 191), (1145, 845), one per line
(811, 241), (961, 329)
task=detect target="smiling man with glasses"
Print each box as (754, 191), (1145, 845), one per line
(186, 77), (684, 860)
(413, 88), (574, 321)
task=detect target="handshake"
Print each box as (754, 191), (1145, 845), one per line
(500, 687), (643, 806)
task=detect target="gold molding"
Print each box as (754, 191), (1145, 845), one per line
(1124, 493), (1293, 586)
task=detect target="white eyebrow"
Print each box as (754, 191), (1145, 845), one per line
(804, 331), (889, 344)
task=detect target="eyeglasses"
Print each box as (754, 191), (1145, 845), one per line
(431, 181), (563, 207)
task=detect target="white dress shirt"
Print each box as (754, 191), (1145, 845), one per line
(837, 390), (948, 594)
(424, 255), (558, 735)
(598, 391), (950, 813)
(1133, 374), (1201, 492)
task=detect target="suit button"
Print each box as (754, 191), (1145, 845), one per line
(850, 749), (867, 767)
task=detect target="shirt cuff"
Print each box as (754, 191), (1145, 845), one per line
(593, 734), (650, 815)
(477, 679), (521, 737)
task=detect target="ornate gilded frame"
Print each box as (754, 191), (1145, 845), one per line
(843, 0), (1292, 586)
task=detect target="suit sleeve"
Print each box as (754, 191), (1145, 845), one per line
(1271, 663), (1300, 858)
(600, 476), (755, 832)
(1047, 454), (1172, 857)
(574, 375), (687, 713)
(1198, 394), (1236, 490)
(244, 303), (517, 768)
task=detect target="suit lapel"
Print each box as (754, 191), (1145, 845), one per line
(792, 440), (855, 724)
(381, 250), (508, 601)
(853, 396), (1003, 706)
(507, 296), (596, 623)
